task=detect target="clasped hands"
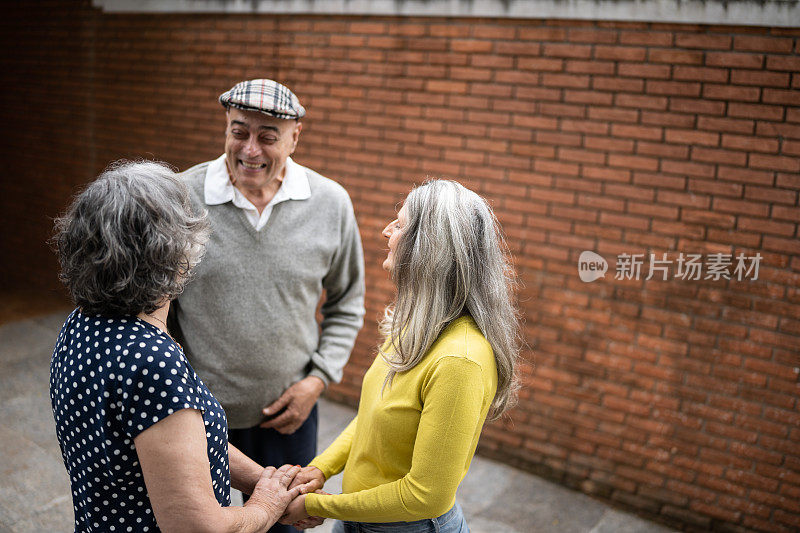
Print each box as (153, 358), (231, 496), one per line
(277, 465), (327, 529)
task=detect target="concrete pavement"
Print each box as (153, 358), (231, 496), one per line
(0, 311), (676, 533)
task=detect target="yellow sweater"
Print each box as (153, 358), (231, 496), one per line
(305, 316), (497, 522)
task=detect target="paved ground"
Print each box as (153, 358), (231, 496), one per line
(0, 311), (676, 532)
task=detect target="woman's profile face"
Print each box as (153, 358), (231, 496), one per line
(381, 204), (408, 272)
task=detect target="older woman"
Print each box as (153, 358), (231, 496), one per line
(282, 180), (521, 532)
(50, 160), (308, 532)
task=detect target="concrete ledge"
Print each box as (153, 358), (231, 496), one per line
(92, 0), (800, 28)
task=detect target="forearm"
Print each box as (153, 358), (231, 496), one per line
(177, 504), (275, 533)
(229, 443), (262, 495)
(308, 416), (357, 479)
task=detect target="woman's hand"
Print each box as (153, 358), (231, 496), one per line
(288, 465), (326, 492)
(279, 493), (309, 525)
(246, 464), (303, 524)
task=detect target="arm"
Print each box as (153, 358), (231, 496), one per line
(229, 443), (263, 495)
(135, 408), (303, 533)
(262, 198), (365, 434)
(310, 195), (365, 386)
(304, 357), (486, 522)
(308, 415), (357, 480)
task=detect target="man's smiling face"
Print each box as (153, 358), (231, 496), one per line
(223, 107), (302, 191)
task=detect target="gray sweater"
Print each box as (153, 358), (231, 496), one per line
(171, 160), (365, 428)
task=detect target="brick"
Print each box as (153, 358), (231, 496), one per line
(543, 43), (592, 59)
(733, 69), (791, 88)
(565, 59), (615, 75)
(664, 128), (719, 146)
(661, 159), (715, 178)
(608, 153), (659, 171)
(611, 124), (662, 140)
(720, 133), (779, 153)
(541, 72), (590, 88)
(697, 116), (754, 135)
(616, 94), (668, 111)
(517, 56), (563, 71)
(703, 84), (761, 102)
(706, 51), (764, 69)
(750, 153), (800, 172)
(763, 88), (800, 105)
(594, 45), (646, 61)
(674, 65), (729, 83)
(517, 26), (568, 41)
(670, 97), (725, 116)
(568, 28), (617, 43)
(767, 55), (800, 71)
(641, 111), (694, 128)
(618, 62), (671, 79)
(494, 41), (541, 56)
(728, 102), (784, 121)
(589, 106), (640, 123)
(593, 76), (644, 92)
(692, 146), (747, 166)
(619, 31), (673, 46)
(584, 136), (634, 153)
(734, 35), (794, 53)
(647, 80), (702, 97)
(675, 33), (731, 50)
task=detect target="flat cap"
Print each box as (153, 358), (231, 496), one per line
(219, 79), (306, 119)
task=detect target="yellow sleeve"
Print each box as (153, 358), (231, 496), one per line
(305, 356), (485, 522)
(308, 416), (357, 480)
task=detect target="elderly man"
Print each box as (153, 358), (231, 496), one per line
(170, 79), (365, 529)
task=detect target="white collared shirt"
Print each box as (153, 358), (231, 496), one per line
(204, 154), (311, 231)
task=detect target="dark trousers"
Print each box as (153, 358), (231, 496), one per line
(229, 404), (319, 533)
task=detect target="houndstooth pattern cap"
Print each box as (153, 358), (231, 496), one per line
(219, 79), (306, 119)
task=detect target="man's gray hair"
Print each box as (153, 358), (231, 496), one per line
(379, 179), (521, 420)
(53, 160), (210, 316)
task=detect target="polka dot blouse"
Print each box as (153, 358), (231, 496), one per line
(49, 309), (231, 532)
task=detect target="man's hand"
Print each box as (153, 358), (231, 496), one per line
(288, 465), (326, 492)
(260, 376), (325, 434)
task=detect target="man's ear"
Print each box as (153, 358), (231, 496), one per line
(292, 121), (303, 150)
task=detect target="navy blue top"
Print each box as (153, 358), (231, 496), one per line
(50, 309), (230, 532)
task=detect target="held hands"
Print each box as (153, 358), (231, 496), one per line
(288, 465), (326, 492)
(281, 489), (331, 529)
(246, 465), (304, 524)
(260, 376), (325, 434)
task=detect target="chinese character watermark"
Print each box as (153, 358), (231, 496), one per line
(578, 251), (761, 283)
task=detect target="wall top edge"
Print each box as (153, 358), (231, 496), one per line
(93, 0), (800, 28)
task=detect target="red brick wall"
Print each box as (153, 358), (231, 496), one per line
(2, 2), (798, 531)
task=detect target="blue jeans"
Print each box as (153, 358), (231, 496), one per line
(331, 502), (469, 533)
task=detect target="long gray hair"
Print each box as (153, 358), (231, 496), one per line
(379, 180), (521, 419)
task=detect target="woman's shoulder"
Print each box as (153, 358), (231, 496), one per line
(427, 316), (495, 370)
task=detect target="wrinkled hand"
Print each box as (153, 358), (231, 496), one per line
(288, 465), (326, 492)
(246, 464), (303, 524)
(260, 377), (325, 434)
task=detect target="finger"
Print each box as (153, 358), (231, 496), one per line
(261, 466), (277, 478)
(298, 480), (321, 493)
(264, 409), (297, 429)
(263, 392), (293, 416)
(272, 463), (295, 478)
(281, 465), (302, 487)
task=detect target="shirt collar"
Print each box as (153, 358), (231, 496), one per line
(204, 154), (310, 206)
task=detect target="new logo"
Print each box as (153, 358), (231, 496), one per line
(578, 251), (608, 283)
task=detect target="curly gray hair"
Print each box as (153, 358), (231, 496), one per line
(53, 160), (210, 316)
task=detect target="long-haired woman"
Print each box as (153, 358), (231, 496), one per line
(282, 179), (521, 532)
